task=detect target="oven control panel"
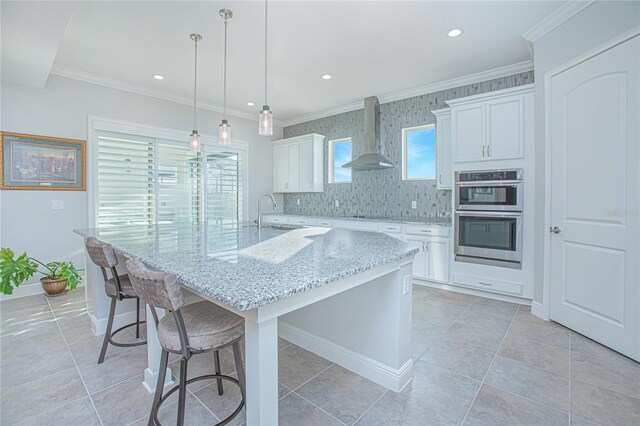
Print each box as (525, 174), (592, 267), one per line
(456, 169), (523, 182)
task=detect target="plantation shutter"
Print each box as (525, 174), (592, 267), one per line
(156, 139), (202, 224)
(204, 147), (244, 226)
(96, 131), (155, 227)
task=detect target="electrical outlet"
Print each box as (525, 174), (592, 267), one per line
(411, 200), (417, 209)
(403, 275), (412, 295)
(297, 198), (300, 206)
(51, 200), (64, 210)
(335, 199), (339, 208)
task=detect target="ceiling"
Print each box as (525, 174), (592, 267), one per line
(2, 1), (564, 125)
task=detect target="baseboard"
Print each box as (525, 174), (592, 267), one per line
(90, 308), (145, 336)
(0, 283), (85, 301)
(413, 279), (532, 306)
(530, 301), (549, 320)
(279, 321), (413, 392)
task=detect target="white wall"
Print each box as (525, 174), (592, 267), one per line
(532, 1), (640, 304)
(0, 75), (283, 295)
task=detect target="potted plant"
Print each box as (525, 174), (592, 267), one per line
(0, 248), (82, 296)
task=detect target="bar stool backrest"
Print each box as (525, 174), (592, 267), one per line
(125, 258), (185, 313)
(85, 237), (124, 299)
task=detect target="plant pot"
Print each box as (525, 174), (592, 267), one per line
(41, 277), (68, 296)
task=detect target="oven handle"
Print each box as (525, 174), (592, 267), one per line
(455, 211), (522, 218)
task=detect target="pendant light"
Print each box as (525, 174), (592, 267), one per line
(258, 0), (273, 136)
(218, 9), (233, 146)
(189, 33), (202, 152)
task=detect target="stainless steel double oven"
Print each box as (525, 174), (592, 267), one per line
(454, 169), (523, 269)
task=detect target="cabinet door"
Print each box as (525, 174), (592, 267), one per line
(426, 238), (450, 283)
(286, 142), (300, 191)
(404, 236), (427, 279)
(299, 139), (314, 191)
(486, 96), (524, 160)
(452, 104), (485, 162)
(273, 144), (289, 192)
(436, 113), (453, 189)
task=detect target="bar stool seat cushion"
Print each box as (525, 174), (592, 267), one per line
(157, 301), (244, 352)
(105, 274), (139, 298)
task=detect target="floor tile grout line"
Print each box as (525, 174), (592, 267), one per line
(12, 394), (94, 426)
(44, 296), (105, 426)
(460, 302), (520, 424)
(290, 390), (350, 426)
(351, 389), (388, 426)
(189, 388), (223, 423)
(288, 362), (335, 393)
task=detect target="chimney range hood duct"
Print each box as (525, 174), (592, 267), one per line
(342, 96), (393, 171)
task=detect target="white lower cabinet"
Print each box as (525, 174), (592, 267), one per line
(402, 235), (450, 283)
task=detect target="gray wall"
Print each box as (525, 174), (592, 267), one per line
(531, 1), (640, 304)
(0, 75), (283, 296)
(282, 71), (533, 219)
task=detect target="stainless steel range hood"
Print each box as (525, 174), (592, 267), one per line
(342, 96), (393, 171)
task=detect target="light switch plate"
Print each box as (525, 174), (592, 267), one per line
(335, 200), (339, 208)
(411, 201), (417, 209)
(51, 200), (64, 210)
(403, 275), (412, 295)
(297, 198), (300, 206)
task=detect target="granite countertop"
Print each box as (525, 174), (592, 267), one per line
(264, 213), (452, 227)
(74, 223), (418, 311)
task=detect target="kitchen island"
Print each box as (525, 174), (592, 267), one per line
(75, 223), (417, 425)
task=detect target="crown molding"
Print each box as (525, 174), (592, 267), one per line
(49, 66), (285, 127)
(280, 60), (534, 127)
(522, 0), (595, 44)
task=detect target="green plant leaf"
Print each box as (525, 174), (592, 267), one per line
(0, 248), (38, 295)
(58, 261), (82, 291)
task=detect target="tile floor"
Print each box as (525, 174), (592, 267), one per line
(1, 286), (639, 425)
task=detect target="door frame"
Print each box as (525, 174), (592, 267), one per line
(538, 26), (640, 320)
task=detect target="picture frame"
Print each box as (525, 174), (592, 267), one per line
(0, 132), (86, 191)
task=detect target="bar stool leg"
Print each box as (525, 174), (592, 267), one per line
(136, 298), (141, 339)
(98, 297), (117, 364)
(232, 341), (246, 401)
(177, 357), (188, 426)
(148, 349), (169, 426)
(214, 350), (224, 396)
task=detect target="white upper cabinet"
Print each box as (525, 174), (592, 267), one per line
(273, 133), (325, 193)
(448, 84), (533, 163)
(431, 108), (453, 189)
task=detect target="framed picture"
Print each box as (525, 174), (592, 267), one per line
(0, 132), (86, 191)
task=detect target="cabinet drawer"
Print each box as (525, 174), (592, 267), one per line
(264, 215), (287, 224)
(453, 273), (523, 296)
(378, 223), (403, 234)
(404, 225), (449, 237)
(334, 220), (378, 231)
(291, 217), (317, 226)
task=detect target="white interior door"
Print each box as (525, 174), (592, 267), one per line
(549, 35), (640, 361)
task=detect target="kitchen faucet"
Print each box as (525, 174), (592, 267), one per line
(257, 193), (278, 231)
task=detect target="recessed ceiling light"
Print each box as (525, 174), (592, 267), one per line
(152, 74), (165, 80)
(246, 102), (255, 106)
(447, 28), (463, 38)
(321, 74), (333, 80)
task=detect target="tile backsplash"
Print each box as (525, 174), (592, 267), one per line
(282, 71), (533, 219)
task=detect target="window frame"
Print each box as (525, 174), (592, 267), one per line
(328, 137), (353, 184)
(401, 123), (436, 181)
(88, 116), (248, 229)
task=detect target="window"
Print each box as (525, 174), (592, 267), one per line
(328, 138), (352, 183)
(95, 129), (245, 229)
(402, 124), (436, 180)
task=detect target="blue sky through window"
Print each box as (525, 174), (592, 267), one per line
(333, 139), (352, 182)
(406, 127), (435, 179)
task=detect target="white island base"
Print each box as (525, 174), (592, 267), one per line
(143, 259), (414, 426)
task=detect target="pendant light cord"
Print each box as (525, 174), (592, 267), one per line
(264, 0), (268, 106)
(223, 16), (228, 119)
(193, 37), (198, 130)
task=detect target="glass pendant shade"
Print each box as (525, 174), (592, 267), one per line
(219, 119), (231, 146)
(189, 130), (201, 152)
(259, 105), (273, 136)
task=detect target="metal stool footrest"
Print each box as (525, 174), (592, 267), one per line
(108, 320), (147, 347)
(151, 374), (244, 426)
